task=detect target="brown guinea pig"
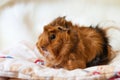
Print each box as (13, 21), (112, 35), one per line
(36, 16), (112, 70)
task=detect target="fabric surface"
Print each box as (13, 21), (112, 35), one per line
(0, 41), (120, 80)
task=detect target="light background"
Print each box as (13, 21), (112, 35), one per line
(0, 0), (120, 50)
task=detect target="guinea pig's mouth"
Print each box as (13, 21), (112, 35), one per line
(43, 50), (50, 57)
(40, 47), (50, 57)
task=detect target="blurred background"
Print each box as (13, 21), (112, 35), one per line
(0, 0), (120, 50)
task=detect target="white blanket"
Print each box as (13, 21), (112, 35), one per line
(0, 41), (120, 80)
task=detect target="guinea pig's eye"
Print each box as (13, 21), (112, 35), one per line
(50, 34), (56, 40)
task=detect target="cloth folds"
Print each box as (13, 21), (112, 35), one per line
(0, 41), (120, 80)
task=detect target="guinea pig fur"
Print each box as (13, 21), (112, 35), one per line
(36, 16), (112, 70)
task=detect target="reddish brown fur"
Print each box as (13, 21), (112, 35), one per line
(36, 17), (112, 70)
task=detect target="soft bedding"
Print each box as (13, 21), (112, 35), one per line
(1, 0), (120, 80)
(0, 41), (120, 80)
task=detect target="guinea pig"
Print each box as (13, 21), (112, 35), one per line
(36, 16), (112, 70)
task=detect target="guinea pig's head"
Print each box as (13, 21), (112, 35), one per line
(36, 17), (74, 66)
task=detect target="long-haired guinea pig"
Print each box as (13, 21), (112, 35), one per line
(36, 16), (112, 70)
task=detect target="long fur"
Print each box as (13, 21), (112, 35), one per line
(36, 17), (112, 70)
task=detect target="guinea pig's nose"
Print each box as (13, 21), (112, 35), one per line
(41, 46), (47, 51)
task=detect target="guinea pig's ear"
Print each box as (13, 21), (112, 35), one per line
(57, 26), (70, 32)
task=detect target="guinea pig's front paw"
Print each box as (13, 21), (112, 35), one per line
(45, 62), (56, 68)
(46, 62), (63, 69)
